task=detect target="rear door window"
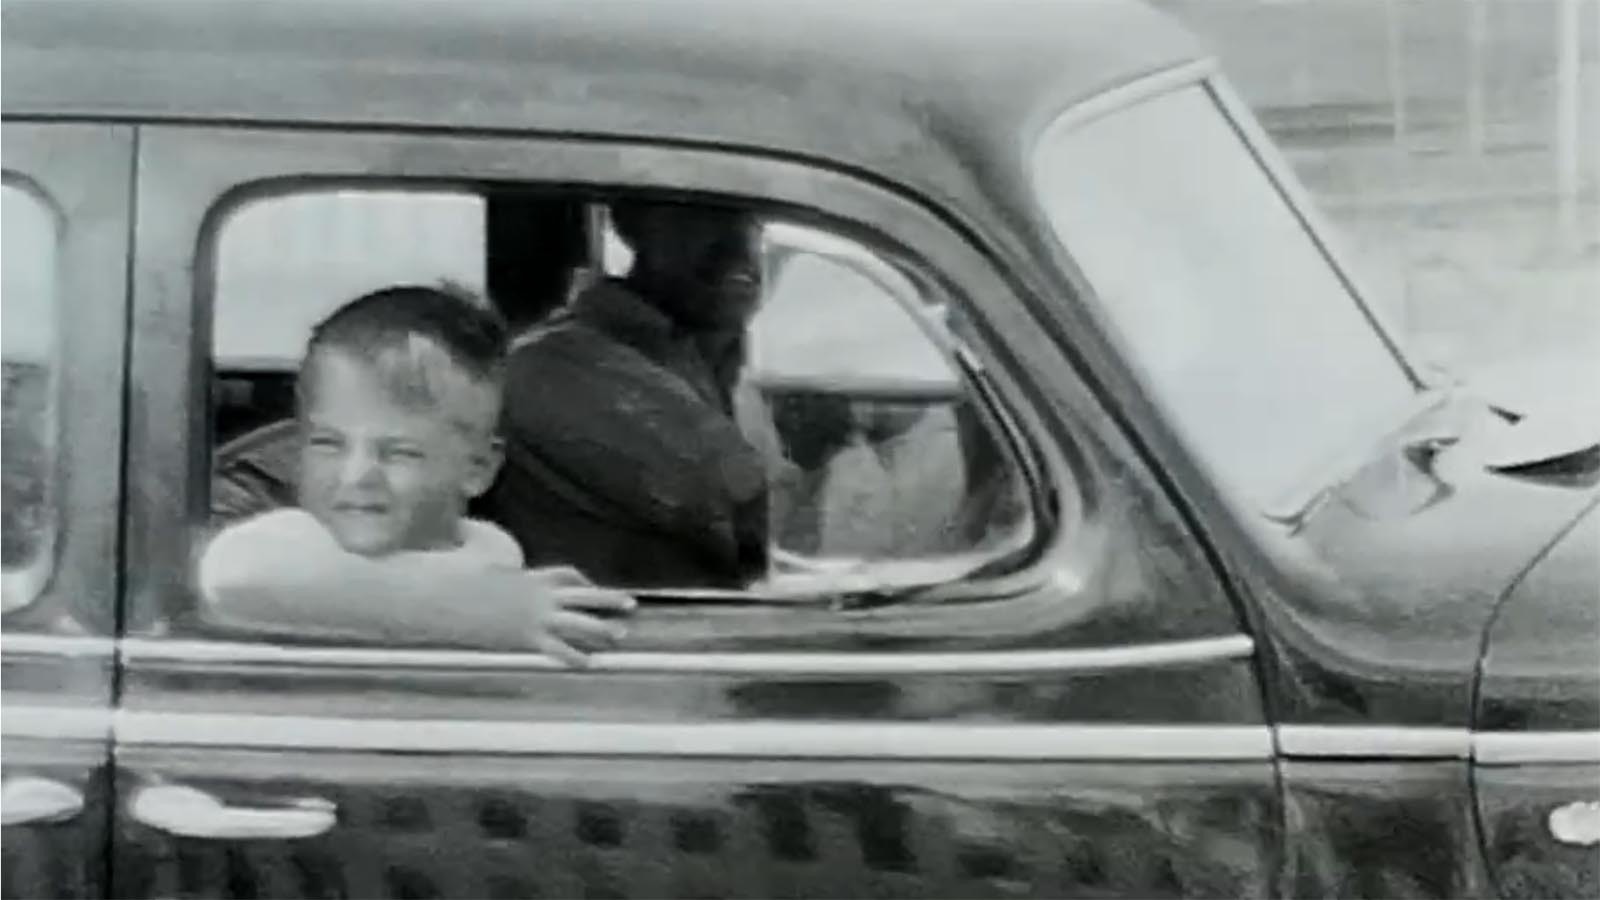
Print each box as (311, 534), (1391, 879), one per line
(2, 182), (59, 611)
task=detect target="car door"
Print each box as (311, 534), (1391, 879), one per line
(109, 124), (1279, 899)
(1, 123), (133, 900)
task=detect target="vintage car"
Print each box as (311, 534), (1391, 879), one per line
(2, 0), (1596, 897)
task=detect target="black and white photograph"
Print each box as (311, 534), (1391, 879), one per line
(1, 0), (1596, 897)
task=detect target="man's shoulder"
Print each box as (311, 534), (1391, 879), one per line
(515, 281), (672, 358)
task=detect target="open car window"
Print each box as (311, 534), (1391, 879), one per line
(196, 184), (1040, 648)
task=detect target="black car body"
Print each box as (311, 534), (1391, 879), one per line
(2, 1), (1596, 898)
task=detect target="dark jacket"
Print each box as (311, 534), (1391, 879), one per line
(474, 279), (769, 589)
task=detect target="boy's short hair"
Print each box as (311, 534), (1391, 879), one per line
(298, 283), (509, 439)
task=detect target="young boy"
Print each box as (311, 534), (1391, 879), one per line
(199, 285), (633, 663)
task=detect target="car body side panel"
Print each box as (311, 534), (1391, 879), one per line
(1, 121), (133, 900)
(1476, 765), (1600, 900)
(1476, 500), (1600, 734)
(111, 648), (1276, 899)
(112, 747), (1277, 900)
(1, 739), (112, 900)
(1475, 502), (1600, 898)
(1280, 761), (1492, 900)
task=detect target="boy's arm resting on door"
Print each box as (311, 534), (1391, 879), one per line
(197, 510), (634, 662)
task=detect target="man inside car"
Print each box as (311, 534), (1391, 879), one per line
(475, 199), (772, 589)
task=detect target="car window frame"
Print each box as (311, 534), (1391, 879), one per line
(0, 122), (133, 637)
(125, 123), (1242, 664)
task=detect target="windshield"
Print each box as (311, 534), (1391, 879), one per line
(1034, 83), (1418, 510)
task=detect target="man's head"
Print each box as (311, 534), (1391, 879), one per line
(295, 284), (508, 556)
(612, 200), (764, 331)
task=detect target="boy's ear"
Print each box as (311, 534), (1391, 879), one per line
(462, 435), (505, 499)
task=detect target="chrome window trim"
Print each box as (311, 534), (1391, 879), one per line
(1275, 724), (1472, 759)
(0, 634), (115, 657)
(1474, 731), (1600, 766)
(119, 633), (1253, 675)
(15, 700), (1595, 765)
(1275, 726), (1600, 764)
(111, 711), (1273, 760)
(2, 704), (112, 741)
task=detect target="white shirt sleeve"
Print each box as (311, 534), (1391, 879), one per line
(457, 518), (525, 569)
(197, 509), (530, 644)
(197, 508), (338, 606)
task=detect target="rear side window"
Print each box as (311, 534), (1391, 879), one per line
(2, 182), (59, 611)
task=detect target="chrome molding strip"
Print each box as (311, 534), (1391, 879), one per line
(118, 634), (1254, 675)
(1474, 731), (1600, 766)
(112, 712), (1274, 760)
(0, 634), (115, 657)
(11, 699), (1590, 765)
(2, 705), (112, 741)
(1275, 725), (1472, 759)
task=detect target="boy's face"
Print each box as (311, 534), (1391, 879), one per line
(296, 349), (501, 556)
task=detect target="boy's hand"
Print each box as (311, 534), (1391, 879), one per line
(521, 566), (637, 666)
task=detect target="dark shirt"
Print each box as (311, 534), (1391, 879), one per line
(473, 279), (769, 589)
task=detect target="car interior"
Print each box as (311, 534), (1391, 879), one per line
(203, 183), (1034, 607)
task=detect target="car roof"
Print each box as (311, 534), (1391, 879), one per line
(3, 0), (1204, 222)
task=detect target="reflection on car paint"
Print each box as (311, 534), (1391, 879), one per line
(113, 753), (1277, 899)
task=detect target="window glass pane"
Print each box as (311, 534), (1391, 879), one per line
(2, 181), (60, 606)
(1034, 86), (1417, 509)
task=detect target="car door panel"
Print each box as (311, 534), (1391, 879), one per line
(1, 122), (132, 900)
(113, 125), (1278, 899)
(1279, 761), (1492, 899)
(2, 737), (113, 900)
(112, 639), (1275, 899)
(114, 739), (1278, 899)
